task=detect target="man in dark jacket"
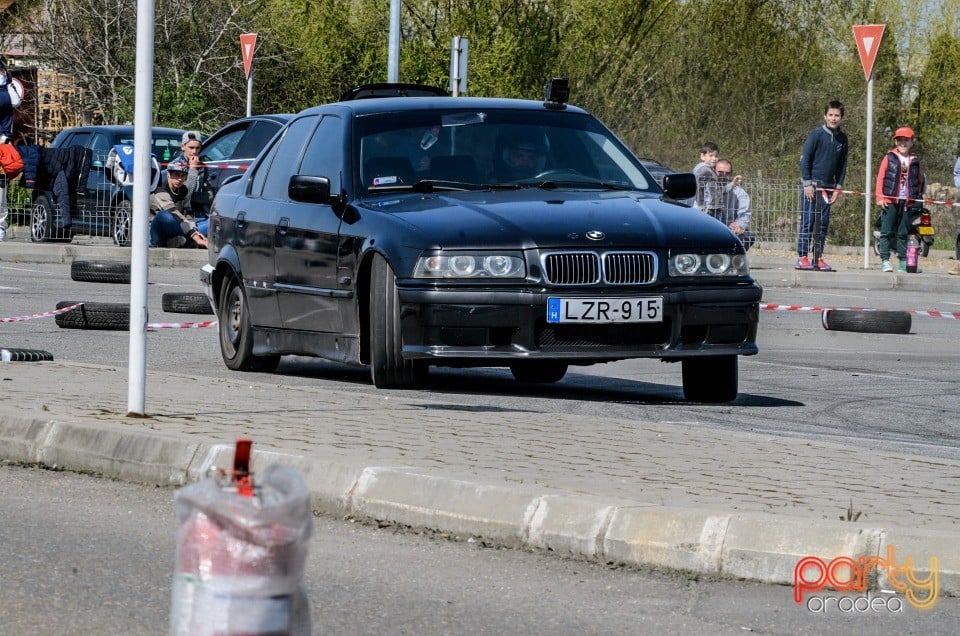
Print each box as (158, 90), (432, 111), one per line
(149, 157), (207, 248)
(797, 100), (848, 271)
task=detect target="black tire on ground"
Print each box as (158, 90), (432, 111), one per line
(681, 355), (738, 403)
(162, 292), (213, 315)
(510, 361), (568, 383)
(369, 254), (426, 388)
(217, 277), (280, 372)
(55, 301), (130, 330)
(71, 260), (132, 284)
(112, 199), (133, 247)
(0, 348), (54, 362)
(821, 309), (912, 335)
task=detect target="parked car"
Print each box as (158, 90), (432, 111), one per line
(639, 158), (675, 187)
(31, 125), (186, 244)
(202, 83), (760, 402)
(193, 114), (293, 216)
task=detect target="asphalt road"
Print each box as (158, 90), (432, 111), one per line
(2, 462), (957, 635)
(2, 261), (958, 461)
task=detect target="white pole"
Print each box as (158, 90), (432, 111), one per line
(246, 71), (253, 117)
(388, 0), (400, 82)
(864, 75), (873, 269)
(127, 0), (155, 415)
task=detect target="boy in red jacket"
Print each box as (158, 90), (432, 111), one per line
(875, 127), (924, 272)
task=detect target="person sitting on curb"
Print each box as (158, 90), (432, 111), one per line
(149, 157), (208, 249)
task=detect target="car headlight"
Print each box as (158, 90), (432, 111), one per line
(668, 252), (749, 277)
(414, 252), (526, 278)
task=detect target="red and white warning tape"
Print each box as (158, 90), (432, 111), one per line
(147, 320), (217, 330)
(0, 302), (84, 323)
(761, 303), (960, 320)
(818, 187), (958, 209)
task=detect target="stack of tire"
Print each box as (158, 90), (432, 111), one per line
(57, 260), (213, 330)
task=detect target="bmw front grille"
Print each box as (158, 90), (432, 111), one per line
(541, 251), (657, 285)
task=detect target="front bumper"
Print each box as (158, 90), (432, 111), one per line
(397, 284), (761, 362)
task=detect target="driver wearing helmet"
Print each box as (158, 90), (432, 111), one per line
(498, 131), (549, 181)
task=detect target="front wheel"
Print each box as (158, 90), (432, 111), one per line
(30, 195), (52, 243)
(369, 254), (426, 388)
(681, 355), (738, 403)
(218, 277), (280, 372)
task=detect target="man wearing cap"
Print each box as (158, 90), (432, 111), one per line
(875, 126), (924, 272)
(149, 157), (208, 249)
(171, 130), (208, 234)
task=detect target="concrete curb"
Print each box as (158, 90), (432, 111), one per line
(1, 416), (955, 599)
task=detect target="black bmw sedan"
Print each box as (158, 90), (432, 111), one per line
(202, 87), (760, 402)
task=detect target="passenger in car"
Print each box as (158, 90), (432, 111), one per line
(149, 157), (207, 249)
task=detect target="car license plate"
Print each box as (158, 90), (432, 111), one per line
(546, 297), (663, 324)
(918, 226), (934, 235)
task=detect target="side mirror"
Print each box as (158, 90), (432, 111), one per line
(662, 172), (697, 201)
(288, 174), (332, 204)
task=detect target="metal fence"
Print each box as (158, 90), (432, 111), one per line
(3, 173), (959, 250)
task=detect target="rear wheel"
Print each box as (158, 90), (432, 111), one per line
(369, 254), (426, 388)
(112, 200), (132, 247)
(30, 195), (52, 243)
(510, 361), (568, 383)
(218, 277), (280, 372)
(681, 355), (738, 403)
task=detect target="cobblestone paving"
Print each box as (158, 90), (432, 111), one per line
(4, 362), (958, 531)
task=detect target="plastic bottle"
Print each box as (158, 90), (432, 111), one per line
(906, 234), (919, 273)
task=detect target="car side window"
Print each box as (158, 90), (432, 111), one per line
(200, 127), (246, 163)
(298, 115), (343, 194)
(233, 121), (283, 161)
(88, 133), (111, 166)
(64, 131), (90, 150)
(260, 115), (318, 201)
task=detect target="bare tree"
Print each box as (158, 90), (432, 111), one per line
(24, 0), (262, 128)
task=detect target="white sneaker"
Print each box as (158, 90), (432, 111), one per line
(880, 260), (893, 272)
(0, 227), (6, 242)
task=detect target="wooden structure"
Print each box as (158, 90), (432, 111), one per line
(8, 67), (100, 144)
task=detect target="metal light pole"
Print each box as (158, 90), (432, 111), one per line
(388, 0), (400, 82)
(127, 0), (155, 415)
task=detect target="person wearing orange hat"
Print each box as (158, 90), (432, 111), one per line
(875, 126), (924, 272)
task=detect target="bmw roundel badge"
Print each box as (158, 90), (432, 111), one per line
(586, 230), (605, 241)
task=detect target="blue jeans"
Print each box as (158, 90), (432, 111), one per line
(150, 210), (206, 247)
(797, 188), (831, 258)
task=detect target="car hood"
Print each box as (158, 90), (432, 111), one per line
(357, 190), (739, 251)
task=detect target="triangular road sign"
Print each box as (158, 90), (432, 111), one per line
(853, 24), (885, 80)
(240, 32), (258, 80)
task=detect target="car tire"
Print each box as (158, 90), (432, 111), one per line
(1, 348), (54, 362)
(55, 301), (129, 330)
(218, 277), (280, 372)
(509, 361), (568, 383)
(681, 355), (738, 403)
(30, 194), (53, 243)
(112, 199), (133, 247)
(162, 292), (213, 315)
(821, 309), (911, 335)
(71, 260), (131, 284)
(369, 254), (426, 389)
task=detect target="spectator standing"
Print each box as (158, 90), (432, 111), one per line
(874, 127), (924, 273)
(714, 159), (755, 251)
(798, 100), (848, 271)
(951, 156), (960, 275)
(692, 142), (721, 215)
(149, 157), (208, 249)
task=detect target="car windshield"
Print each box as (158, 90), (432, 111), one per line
(117, 134), (183, 163)
(354, 108), (656, 196)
